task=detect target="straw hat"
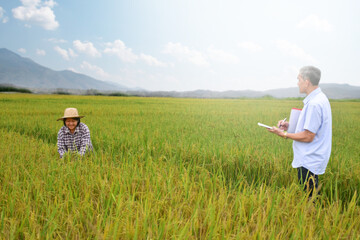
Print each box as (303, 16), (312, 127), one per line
(57, 108), (85, 121)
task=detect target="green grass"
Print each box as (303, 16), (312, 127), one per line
(0, 93), (359, 239)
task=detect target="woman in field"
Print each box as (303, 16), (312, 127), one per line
(57, 108), (93, 158)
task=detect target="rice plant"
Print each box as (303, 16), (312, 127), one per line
(0, 93), (359, 239)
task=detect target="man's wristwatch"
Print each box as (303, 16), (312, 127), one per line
(283, 131), (288, 139)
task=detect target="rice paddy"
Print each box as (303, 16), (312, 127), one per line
(0, 93), (359, 239)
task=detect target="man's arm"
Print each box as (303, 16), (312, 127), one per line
(268, 127), (315, 143)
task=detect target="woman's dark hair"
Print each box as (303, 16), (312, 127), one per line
(63, 118), (81, 127)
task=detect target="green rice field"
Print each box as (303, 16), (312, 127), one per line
(0, 93), (359, 239)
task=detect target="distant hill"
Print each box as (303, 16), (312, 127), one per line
(1, 48), (359, 99)
(0, 48), (129, 91)
(262, 84), (360, 99)
(127, 83), (360, 99)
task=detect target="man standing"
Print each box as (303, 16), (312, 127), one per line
(269, 66), (332, 197)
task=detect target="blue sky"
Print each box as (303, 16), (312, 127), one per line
(0, 0), (359, 91)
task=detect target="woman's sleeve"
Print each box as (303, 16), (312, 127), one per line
(57, 130), (66, 158)
(79, 125), (92, 156)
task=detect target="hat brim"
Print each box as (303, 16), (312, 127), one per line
(57, 115), (85, 121)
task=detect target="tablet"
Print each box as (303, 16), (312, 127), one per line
(257, 122), (273, 129)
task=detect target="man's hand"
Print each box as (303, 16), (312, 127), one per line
(278, 120), (289, 131)
(268, 127), (316, 142)
(268, 126), (286, 138)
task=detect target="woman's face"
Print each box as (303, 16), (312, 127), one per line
(65, 118), (78, 132)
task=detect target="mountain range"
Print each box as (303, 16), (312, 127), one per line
(125, 83), (360, 99)
(0, 48), (129, 91)
(1, 48), (359, 99)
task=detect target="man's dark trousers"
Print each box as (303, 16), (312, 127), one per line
(297, 167), (318, 197)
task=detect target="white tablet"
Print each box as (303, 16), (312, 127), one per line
(257, 122), (273, 129)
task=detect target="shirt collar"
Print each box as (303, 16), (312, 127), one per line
(74, 125), (80, 134)
(303, 87), (322, 105)
(64, 124), (80, 134)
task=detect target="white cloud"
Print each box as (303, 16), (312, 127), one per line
(44, 0), (56, 8)
(73, 40), (101, 57)
(0, 6), (9, 23)
(276, 40), (317, 63)
(21, 0), (41, 6)
(12, 0), (59, 30)
(207, 46), (239, 64)
(103, 40), (166, 67)
(163, 42), (209, 67)
(54, 46), (77, 60)
(238, 41), (262, 52)
(139, 53), (167, 67)
(18, 48), (26, 53)
(104, 40), (138, 63)
(68, 48), (77, 58)
(297, 15), (333, 32)
(54, 46), (69, 60)
(80, 61), (110, 79)
(36, 49), (46, 56)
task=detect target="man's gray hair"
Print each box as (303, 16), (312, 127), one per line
(299, 66), (321, 86)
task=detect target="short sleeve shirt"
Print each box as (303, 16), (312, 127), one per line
(292, 88), (332, 175)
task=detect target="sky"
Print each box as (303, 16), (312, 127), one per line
(0, 0), (359, 91)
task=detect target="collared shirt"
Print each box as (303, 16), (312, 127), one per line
(57, 122), (93, 158)
(292, 87), (332, 175)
